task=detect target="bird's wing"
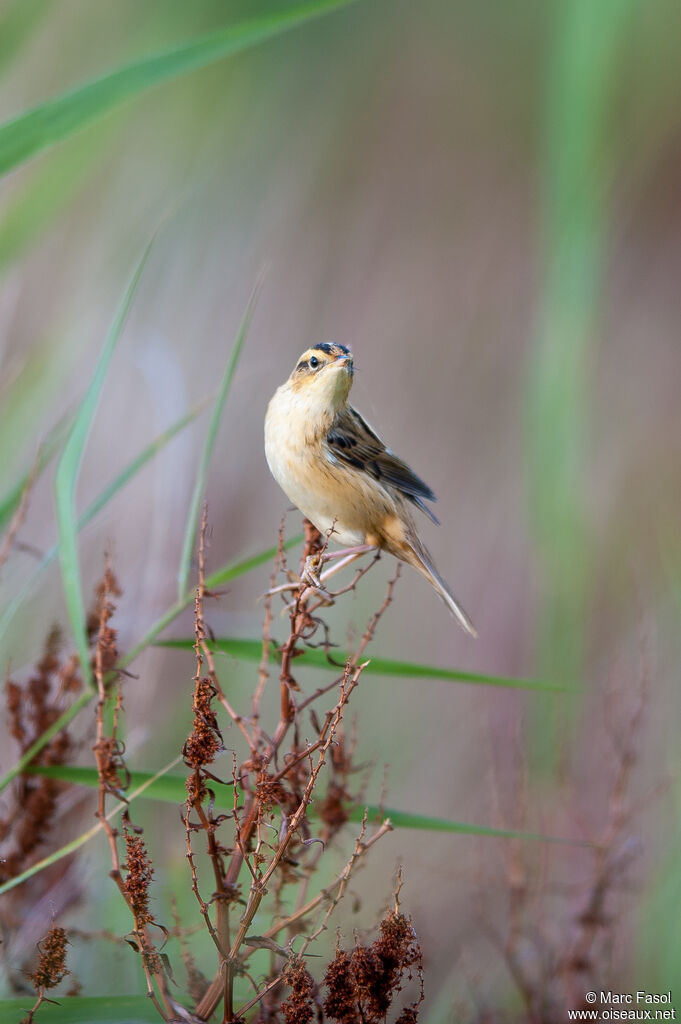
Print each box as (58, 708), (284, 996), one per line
(325, 406), (440, 524)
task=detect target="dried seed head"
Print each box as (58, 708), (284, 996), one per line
(183, 678), (222, 770)
(394, 1009), (419, 1024)
(323, 949), (359, 1024)
(59, 653), (82, 694)
(122, 830), (154, 927)
(28, 925), (69, 991)
(184, 954), (210, 1004)
(350, 945), (384, 1017)
(6, 680), (25, 745)
(93, 566), (121, 675)
(322, 910), (423, 1024)
(1, 624), (77, 882)
(255, 772), (287, 812)
(319, 780), (350, 831)
(281, 956), (316, 1024)
(376, 911), (421, 970)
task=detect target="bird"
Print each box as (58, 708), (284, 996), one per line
(264, 342), (476, 636)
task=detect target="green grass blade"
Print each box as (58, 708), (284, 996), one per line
(0, 399), (208, 650)
(156, 636), (570, 692)
(54, 242), (152, 691)
(25, 764), (186, 802)
(0, 996), (159, 1024)
(0, 0), (356, 178)
(350, 805), (591, 846)
(527, 0), (635, 762)
(23, 765), (589, 847)
(120, 535), (302, 670)
(203, 538), (301, 591)
(177, 277), (262, 599)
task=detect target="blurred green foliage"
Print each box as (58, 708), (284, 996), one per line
(529, 0), (635, 720)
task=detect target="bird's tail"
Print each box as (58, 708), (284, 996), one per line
(403, 538), (478, 637)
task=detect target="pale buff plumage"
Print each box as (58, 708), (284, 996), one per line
(264, 343), (476, 636)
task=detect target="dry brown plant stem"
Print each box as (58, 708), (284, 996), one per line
(91, 567), (171, 1021)
(74, 512), (396, 1024)
(192, 518), (396, 1023)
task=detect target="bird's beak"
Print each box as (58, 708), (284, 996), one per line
(336, 353), (354, 377)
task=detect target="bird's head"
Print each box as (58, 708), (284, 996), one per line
(287, 342), (354, 412)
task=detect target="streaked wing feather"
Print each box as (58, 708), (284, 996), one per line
(326, 406), (440, 524)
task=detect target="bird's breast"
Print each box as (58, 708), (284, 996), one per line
(264, 386), (373, 545)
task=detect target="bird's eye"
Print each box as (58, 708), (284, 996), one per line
(309, 356), (319, 369)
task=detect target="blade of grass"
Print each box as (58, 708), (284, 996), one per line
(0, 996), (161, 1023)
(0, 0), (356, 178)
(156, 636), (571, 692)
(0, 536), (301, 792)
(527, 0), (635, 761)
(23, 764), (590, 847)
(177, 276), (263, 599)
(25, 764), (188, 803)
(54, 241), (152, 691)
(348, 805), (592, 846)
(204, 540), (301, 590)
(0, 398), (208, 650)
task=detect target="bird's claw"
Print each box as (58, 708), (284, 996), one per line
(301, 553), (323, 589)
(262, 555), (323, 599)
(283, 555), (335, 610)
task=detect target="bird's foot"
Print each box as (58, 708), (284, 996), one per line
(262, 553), (323, 599)
(301, 553), (323, 589)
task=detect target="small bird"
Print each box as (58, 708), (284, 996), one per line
(264, 343), (476, 635)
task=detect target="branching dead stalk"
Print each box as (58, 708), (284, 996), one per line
(23, 510), (411, 1024)
(91, 564), (171, 1021)
(179, 513), (399, 1023)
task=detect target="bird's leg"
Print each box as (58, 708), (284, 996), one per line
(320, 548), (382, 599)
(320, 543), (376, 562)
(317, 545), (376, 583)
(263, 544), (376, 597)
(263, 553), (327, 598)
